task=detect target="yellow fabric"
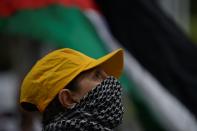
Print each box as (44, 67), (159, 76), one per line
(20, 48), (124, 112)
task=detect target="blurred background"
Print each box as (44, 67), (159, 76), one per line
(0, 0), (197, 131)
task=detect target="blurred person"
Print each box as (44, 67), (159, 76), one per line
(19, 48), (124, 131)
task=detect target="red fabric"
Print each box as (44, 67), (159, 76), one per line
(0, 0), (98, 17)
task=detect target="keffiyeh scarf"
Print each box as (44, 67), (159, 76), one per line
(43, 76), (124, 131)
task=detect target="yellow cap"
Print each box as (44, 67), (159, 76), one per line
(20, 48), (124, 112)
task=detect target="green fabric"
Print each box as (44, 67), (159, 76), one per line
(0, 5), (165, 131)
(0, 5), (107, 58)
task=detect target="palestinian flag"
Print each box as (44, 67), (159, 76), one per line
(1, 0), (196, 131)
(0, 0), (107, 57)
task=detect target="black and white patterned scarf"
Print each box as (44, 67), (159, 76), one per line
(43, 76), (124, 131)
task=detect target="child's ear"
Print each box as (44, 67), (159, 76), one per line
(58, 89), (76, 109)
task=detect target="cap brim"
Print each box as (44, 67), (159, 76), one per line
(84, 48), (124, 78)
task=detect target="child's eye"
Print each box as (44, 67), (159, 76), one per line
(94, 70), (102, 80)
(96, 72), (101, 78)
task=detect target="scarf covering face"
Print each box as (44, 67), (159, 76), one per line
(43, 76), (124, 131)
